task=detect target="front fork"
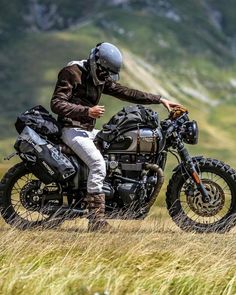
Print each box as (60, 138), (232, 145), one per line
(177, 142), (210, 202)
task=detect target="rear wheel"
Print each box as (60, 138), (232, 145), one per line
(166, 158), (236, 233)
(0, 162), (63, 229)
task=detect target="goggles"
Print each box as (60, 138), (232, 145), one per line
(96, 64), (119, 82)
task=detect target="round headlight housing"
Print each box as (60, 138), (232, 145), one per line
(181, 120), (198, 145)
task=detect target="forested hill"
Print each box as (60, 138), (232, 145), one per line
(0, 0), (236, 164)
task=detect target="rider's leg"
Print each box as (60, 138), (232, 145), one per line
(61, 128), (110, 230)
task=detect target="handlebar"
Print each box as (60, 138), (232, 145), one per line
(161, 112), (189, 138)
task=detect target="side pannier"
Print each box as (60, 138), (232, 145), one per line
(14, 126), (76, 184)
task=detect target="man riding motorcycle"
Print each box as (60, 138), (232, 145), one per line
(51, 42), (183, 231)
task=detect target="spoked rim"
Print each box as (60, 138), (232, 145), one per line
(8, 171), (61, 226)
(179, 170), (233, 226)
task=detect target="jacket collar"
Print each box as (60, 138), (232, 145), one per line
(67, 60), (88, 71)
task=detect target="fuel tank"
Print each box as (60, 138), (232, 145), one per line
(107, 128), (164, 154)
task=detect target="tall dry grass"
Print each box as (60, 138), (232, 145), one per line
(0, 164), (236, 294)
(0, 208), (236, 295)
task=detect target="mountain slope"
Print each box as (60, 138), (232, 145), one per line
(0, 0), (236, 165)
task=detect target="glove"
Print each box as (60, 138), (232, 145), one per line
(169, 106), (188, 120)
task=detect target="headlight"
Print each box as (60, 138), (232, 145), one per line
(181, 120), (198, 145)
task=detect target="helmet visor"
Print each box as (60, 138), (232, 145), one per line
(96, 64), (119, 82)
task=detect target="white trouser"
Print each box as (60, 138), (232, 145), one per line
(61, 128), (106, 194)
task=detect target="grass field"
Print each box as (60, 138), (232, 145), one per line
(0, 162), (236, 294)
(0, 211), (236, 295)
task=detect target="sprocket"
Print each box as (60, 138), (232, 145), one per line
(20, 180), (43, 211)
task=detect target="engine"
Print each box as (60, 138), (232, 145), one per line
(68, 126), (163, 209)
(105, 153), (154, 179)
(102, 127), (163, 206)
(105, 127), (163, 177)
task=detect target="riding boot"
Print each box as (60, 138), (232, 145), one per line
(85, 193), (111, 232)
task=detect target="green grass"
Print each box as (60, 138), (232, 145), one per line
(0, 215), (236, 295)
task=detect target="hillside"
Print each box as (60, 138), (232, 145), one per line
(1, 3), (236, 294)
(0, 0), (236, 165)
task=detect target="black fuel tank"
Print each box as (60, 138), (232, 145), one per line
(108, 128), (164, 154)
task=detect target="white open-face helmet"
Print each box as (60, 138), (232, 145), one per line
(89, 42), (123, 85)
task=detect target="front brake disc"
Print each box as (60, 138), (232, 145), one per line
(186, 179), (225, 217)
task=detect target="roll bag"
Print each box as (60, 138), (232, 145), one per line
(14, 126), (76, 184)
(96, 105), (159, 143)
(15, 105), (61, 142)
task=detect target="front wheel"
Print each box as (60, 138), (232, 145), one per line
(166, 157), (236, 233)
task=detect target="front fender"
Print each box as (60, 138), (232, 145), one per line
(172, 155), (204, 173)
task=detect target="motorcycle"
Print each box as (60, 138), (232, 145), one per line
(1, 106), (236, 232)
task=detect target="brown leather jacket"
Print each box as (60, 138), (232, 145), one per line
(51, 62), (162, 131)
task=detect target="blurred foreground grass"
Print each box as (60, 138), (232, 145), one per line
(0, 213), (236, 295)
(1, 162), (236, 294)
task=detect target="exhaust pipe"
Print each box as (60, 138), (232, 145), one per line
(143, 163), (164, 214)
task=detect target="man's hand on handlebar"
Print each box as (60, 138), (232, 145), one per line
(160, 98), (185, 112)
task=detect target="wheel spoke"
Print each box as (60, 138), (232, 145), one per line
(178, 167), (234, 227)
(12, 201), (23, 213)
(4, 169), (62, 225)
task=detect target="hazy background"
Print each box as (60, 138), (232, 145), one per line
(0, 0), (236, 167)
(1, 3), (236, 293)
